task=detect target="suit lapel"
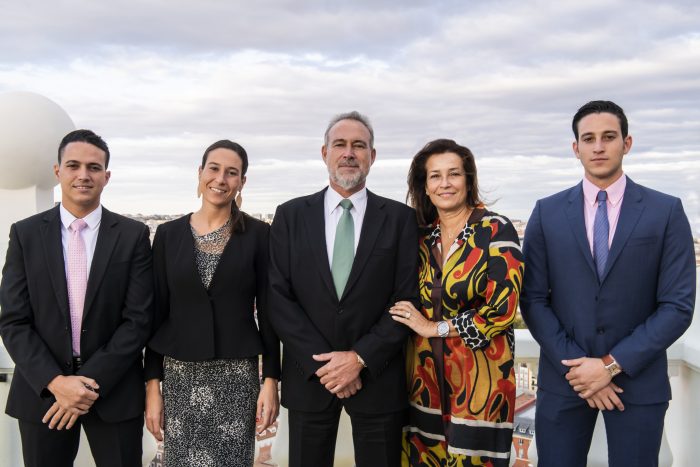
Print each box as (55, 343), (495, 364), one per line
(601, 178), (644, 283)
(40, 206), (71, 324)
(302, 189), (336, 298)
(342, 190), (386, 300)
(173, 214), (207, 290)
(83, 208), (120, 318)
(565, 183), (597, 279)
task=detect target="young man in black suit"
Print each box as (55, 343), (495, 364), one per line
(0, 129), (153, 467)
(268, 111), (419, 467)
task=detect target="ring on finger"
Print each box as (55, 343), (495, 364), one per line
(405, 311), (411, 319)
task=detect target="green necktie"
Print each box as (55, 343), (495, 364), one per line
(331, 199), (354, 298)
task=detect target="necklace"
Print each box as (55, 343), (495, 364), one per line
(440, 209), (472, 243)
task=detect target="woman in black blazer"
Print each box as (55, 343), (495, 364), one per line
(144, 140), (280, 466)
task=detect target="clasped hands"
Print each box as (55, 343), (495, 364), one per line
(562, 357), (624, 411)
(313, 351), (363, 399)
(43, 374), (100, 430)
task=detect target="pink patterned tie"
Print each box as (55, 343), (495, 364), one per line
(67, 218), (88, 356)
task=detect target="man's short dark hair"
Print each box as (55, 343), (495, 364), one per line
(58, 129), (111, 168)
(572, 100), (628, 140)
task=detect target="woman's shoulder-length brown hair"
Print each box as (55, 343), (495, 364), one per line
(406, 138), (482, 227)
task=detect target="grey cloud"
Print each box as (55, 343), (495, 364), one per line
(3, 0), (698, 233)
(0, 0), (466, 62)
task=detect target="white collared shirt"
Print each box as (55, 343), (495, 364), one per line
(324, 186), (367, 268)
(60, 204), (103, 275)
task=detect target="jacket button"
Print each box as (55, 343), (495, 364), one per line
(597, 327), (605, 335)
(338, 308), (344, 314)
(65, 360), (72, 368)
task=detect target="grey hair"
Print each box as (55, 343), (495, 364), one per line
(323, 111), (374, 149)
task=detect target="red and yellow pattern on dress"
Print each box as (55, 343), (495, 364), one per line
(403, 210), (524, 467)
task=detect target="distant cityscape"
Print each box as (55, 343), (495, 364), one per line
(125, 213), (700, 266)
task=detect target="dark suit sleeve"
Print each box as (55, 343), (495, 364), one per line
(143, 224), (168, 381)
(268, 205), (334, 378)
(609, 198), (696, 377)
(352, 207), (418, 377)
(256, 223), (281, 380)
(520, 200), (586, 374)
(78, 224), (154, 396)
(0, 224), (63, 396)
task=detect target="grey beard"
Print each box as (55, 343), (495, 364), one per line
(329, 168), (366, 191)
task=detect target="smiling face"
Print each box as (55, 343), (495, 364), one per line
(425, 152), (468, 215)
(198, 147), (246, 209)
(54, 141), (111, 218)
(573, 112), (632, 188)
(322, 118), (376, 197)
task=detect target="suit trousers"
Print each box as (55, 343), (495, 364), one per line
(288, 399), (406, 467)
(18, 410), (143, 467)
(535, 389), (668, 467)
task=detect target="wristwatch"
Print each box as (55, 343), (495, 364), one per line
(436, 321), (450, 338)
(601, 354), (622, 377)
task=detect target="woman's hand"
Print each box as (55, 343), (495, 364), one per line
(144, 379), (164, 442)
(389, 301), (437, 338)
(256, 377), (280, 434)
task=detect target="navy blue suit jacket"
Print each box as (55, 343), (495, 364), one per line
(520, 177), (695, 404)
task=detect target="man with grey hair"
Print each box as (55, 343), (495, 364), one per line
(269, 111), (419, 466)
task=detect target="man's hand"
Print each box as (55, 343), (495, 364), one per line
(47, 375), (99, 414)
(313, 351), (363, 395)
(335, 376), (363, 399)
(562, 357), (611, 398)
(585, 382), (625, 411)
(42, 402), (80, 430)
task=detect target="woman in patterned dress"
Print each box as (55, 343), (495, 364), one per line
(144, 140), (280, 466)
(390, 139), (524, 466)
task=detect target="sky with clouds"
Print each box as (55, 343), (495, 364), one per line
(1, 0), (698, 233)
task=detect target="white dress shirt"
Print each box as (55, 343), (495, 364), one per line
(60, 204), (102, 275)
(324, 186), (367, 268)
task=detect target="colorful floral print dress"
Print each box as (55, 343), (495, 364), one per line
(402, 209), (524, 467)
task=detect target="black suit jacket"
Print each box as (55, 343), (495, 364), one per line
(268, 188), (419, 413)
(0, 205), (153, 423)
(144, 213), (281, 381)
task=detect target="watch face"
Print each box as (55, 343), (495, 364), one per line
(437, 321), (449, 337)
(606, 362), (621, 377)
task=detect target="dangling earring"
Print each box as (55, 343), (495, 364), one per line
(197, 185), (202, 198)
(235, 190), (243, 208)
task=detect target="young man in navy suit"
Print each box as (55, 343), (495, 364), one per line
(268, 111), (418, 467)
(0, 129), (153, 466)
(521, 101), (696, 466)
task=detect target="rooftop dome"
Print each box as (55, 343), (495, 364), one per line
(0, 92), (75, 190)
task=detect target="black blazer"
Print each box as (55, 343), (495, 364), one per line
(144, 212), (280, 381)
(0, 205), (153, 423)
(268, 188), (419, 413)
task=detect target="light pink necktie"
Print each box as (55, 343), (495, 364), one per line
(67, 218), (88, 356)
